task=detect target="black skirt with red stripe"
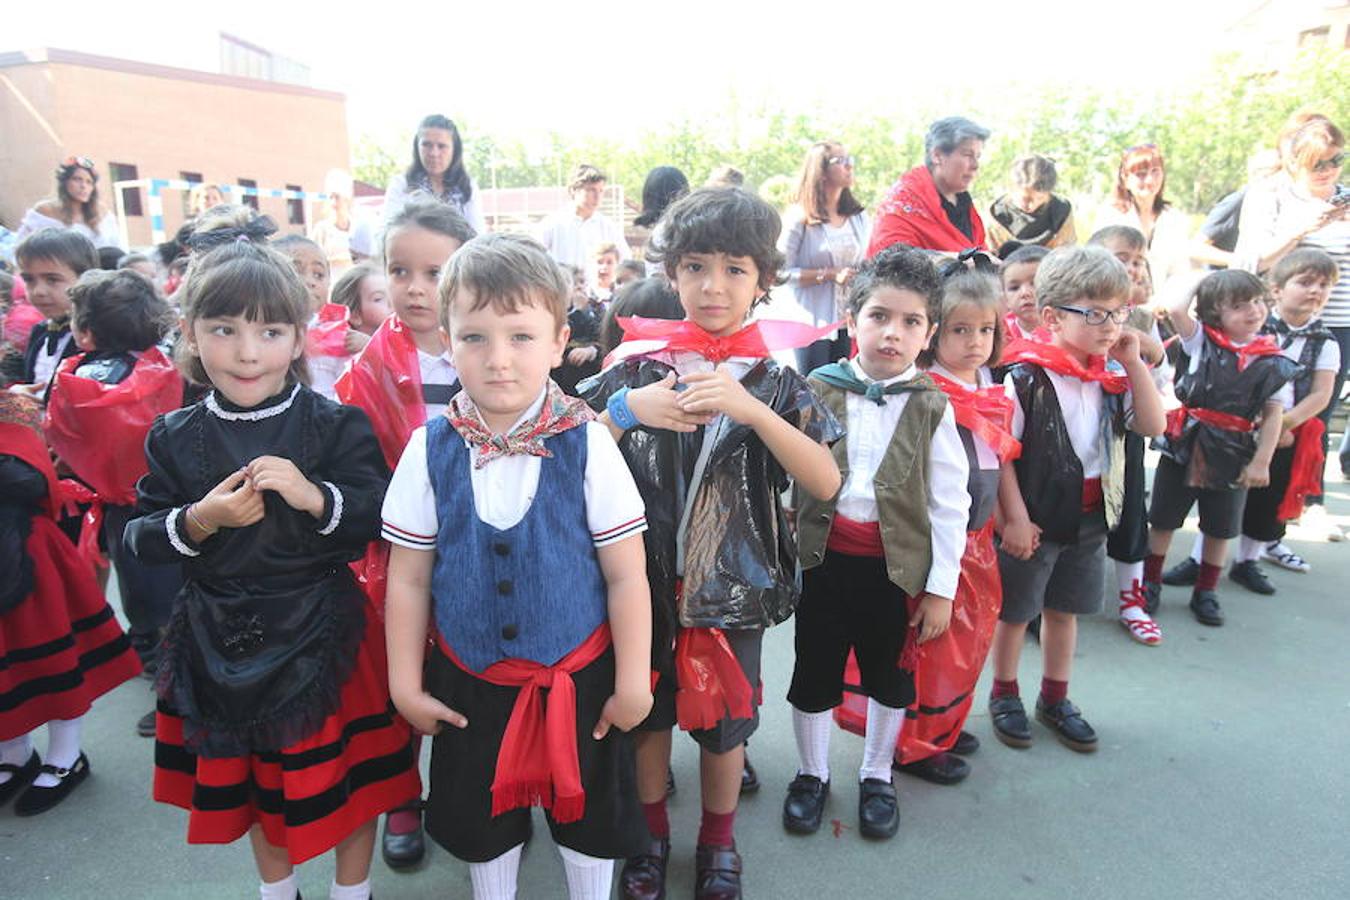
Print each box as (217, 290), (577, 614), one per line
(153, 602), (421, 864)
(1, 516), (142, 740)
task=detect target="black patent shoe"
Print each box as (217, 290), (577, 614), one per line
(620, 837), (670, 900)
(694, 843), (742, 899)
(989, 695), (1032, 748)
(951, 730), (980, 756)
(894, 751), (969, 785)
(1162, 557), (1200, 586)
(14, 752), (90, 816)
(858, 778), (899, 840)
(740, 755), (759, 794)
(0, 750), (41, 807)
(1190, 589), (1224, 626)
(1142, 580), (1162, 615)
(381, 802), (426, 869)
(782, 773), (828, 834)
(1034, 698), (1098, 753)
(1229, 560), (1275, 595)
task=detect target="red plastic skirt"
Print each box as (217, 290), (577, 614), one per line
(1, 516), (141, 740)
(834, 521), (1001, 763)
(153, 601), (421, 865)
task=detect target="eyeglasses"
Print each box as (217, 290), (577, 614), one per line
(1313, 152), (1345, 173)
(827, 155), (855, 167)
(1055, 305), (1131, 326)
(61, 155), (95, 170)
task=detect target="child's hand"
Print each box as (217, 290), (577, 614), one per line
(592, 687), (654, 739)
(677, 365), (764, 425)
(7, 382), (44, 399)
(344, 330), (371, 354)
(910, 593), (953, 644)
(195, 468), (265, 530)
(626, 372), (715, 433)
(246, 456), (326, 517)
(567, 346), (599, 366)
(1001, 517), (1041, 560)
(393, 690), (468, 736)
(1239, 460), (1271, 488)
(1109, 329), (1142, 365)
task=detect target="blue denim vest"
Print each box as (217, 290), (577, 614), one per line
(425, 417), (608, 672)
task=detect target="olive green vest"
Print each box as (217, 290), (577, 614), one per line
(797, 375), (948, 597)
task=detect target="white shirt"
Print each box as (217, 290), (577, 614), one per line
(537, 207), (631, 269)
(381, 388), (647, 550)
(1176, 327), (1295, 410)
(1092, 204), (1192, 286)
(834, 363), (970, 600)
(32, 332), (73, 387)
(1006, 367), (1132, 479)
(1272, 317), (1341, 373)
(383, 174), (485, 235)
(417, 349), (458, 420)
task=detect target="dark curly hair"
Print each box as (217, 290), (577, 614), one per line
(645, 187), (784, 296)
(1193, 269), (1268, 329)
(844, 244), (942, 320)
(69, 269), (173, 353)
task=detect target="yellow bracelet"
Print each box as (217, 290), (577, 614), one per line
(187, 503), (217, 536)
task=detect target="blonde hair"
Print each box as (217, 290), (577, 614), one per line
(1035, 246), (1131, 310)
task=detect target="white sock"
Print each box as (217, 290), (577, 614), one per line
(0, 734), (33, 784)
(469, 843), (522, 900)
(259, 874), (298, 900)
(1190, 532), (1205, 564)
(558, 845), (614, 900)
(1115, 561), (1143, 595)
(33, 718), (82, 788)
(791, 707), (833, 782)
(860, 699), (905, 783)
(329, 878), (371, 900)
(1237, 536), (1264, 563)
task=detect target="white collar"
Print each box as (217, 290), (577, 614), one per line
(205, 383), (301, 422)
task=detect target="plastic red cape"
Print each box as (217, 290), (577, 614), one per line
(334, 315), (426, 471)
(834, 521), (1002, 763)
(1278, 417), (1326, 522)
(4, 301), (43, 352)
(306, 303), (351, 358)
(43, 348), (184, 568)
(868, 165), (987, 256)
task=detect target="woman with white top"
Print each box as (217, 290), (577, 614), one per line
(15, 156), (123, 251)
(383, 115), (485, 234)
(1094, 144), (1192, 287)
(779, 141), (871, 374)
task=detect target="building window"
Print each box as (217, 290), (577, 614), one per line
(286, 184), (305, 225)
(180, 171), (203, 216)
(1298, 26), (1329, 47)
(237, 178), (259, 211)
(109, 162), (142, 216)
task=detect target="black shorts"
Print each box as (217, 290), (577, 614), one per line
(640, 627), (762, 754)
(787, 552), (914, 713)
(423, 645), (647, 863)
(1149, 456), (1248, 539)
(1241, 446), (1296, 543)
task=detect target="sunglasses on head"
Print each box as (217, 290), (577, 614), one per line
(1313, 152), (1345, 173)
(61, 155), (95, 170)
(827, 155), (855, 167)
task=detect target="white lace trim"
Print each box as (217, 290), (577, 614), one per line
(317, 481), (343, 535)
(205, 384), (301, 421)
(166, 507), (201, 557)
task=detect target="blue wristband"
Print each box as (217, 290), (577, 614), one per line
(607, 387), (640, 431)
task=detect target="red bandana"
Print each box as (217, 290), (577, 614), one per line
(1202, 326), (1282, 371)
(927, 372), (1022, 462)
(447, 381), (595, 469)
(1000, 338), (1128, 394)
(606, 317), (842, 366)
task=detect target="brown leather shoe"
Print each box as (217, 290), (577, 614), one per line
(619, 836), (669, 900)
(694, 843), (742, 899)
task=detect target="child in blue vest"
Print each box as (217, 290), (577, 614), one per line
(382, 233), (654, 900)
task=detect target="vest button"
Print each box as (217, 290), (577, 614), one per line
(497, 579), (513, 595)
(493, 542), (510, 556)
(501, 624), (519, 640)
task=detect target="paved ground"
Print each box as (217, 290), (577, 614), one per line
(4, 464), (1348, 899)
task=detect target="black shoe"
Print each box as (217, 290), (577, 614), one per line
(1026, 615), (1041, 642)
(1162, 557), (1200, 586)
(857, 778), (899, 840)
(1142, 580), (1162, 615)
(136, 709), (157, 738)
(740, 755), (759, 795)
(381, 802), (426, 869)
(0, 750), (41, 807)
(620, 836), (670, 900)
(1034, 698), (1098, 753)
(989, 695), (1032, 748)
(951, 730), (980, 756)
(14, 753), (91, 816)
(1229, 560), (1275, 595)
(1190, 589), (1224, 626)
(782, 773), (829, 834)
(694, 844), (742, 900)
(894, 751), (970, 785)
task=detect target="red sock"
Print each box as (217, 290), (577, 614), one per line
(1143, 553), (1165, 584)
(991, 678), (1019, 699)
(1196, 562), (1221, 591)
(1040, 677), (1068, 705)
(698, 808), (736, 848)
(642, 799), (670, 840)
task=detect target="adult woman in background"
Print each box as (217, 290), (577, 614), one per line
(16, 156), (122, 250)
(780, 141), (870, 373)
(383, 114), (484, 233)
(986, 155), (1077, 254)
(186, 183), (226, 220)
(1094, 143), (1192, 285)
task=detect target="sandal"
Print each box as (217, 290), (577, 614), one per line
(1261, 542), (1310, 573)
(1118, 585), (1162, 646)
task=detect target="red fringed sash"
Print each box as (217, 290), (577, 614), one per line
(1278, 418), (1326, 522)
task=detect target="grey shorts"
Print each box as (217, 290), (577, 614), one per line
(641, 627), (762, 755)
(1148, 455), (1248, 539)
(998, 512), (1108, 623)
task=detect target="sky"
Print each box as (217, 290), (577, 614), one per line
(5, 0), (1288, 142)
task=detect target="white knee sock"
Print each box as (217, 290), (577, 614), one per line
(1190, 532), (1205, 564)
(860, 699), (905, 783)
(0, 734), (33, 784)
(33, 718), (82, 788)
(558, 845), (614, 900)
(1115, 561), (1143, 595)
(792, 707), (833, 782)
(469, 843), (523, 900)
(329, 878), (371, 900)
(259, 874), (298, 900)
(1237, 536), (1264, 563)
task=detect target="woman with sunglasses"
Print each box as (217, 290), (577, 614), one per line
(15, 156), (123, 250)
(1094, 144), (1192, 286)
(779, 141), (872, 373)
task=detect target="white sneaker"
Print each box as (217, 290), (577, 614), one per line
(1261, 542), (1311, 573)
(1297, 504), (1345, 542)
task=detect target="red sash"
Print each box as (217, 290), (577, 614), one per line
(334, 315), (426, 471)
(674, 627), (756, 732)
(1202, 326), (1282, 372)
(927, 372), (1022, 462)
(606, 317), (842, 367)
(1165, 406), (1255, 440)
(999, 338), (1128, 394)
(826, 514), (884, 557)
(1278, 418), (1326, 522)
(438, 624), (611, 824)
(1081, 476), (1103, 512)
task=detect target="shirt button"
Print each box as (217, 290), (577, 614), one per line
(501, 624), (519, 640)
(493, 542), (510, 556)
(497, 579), (513, 595)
